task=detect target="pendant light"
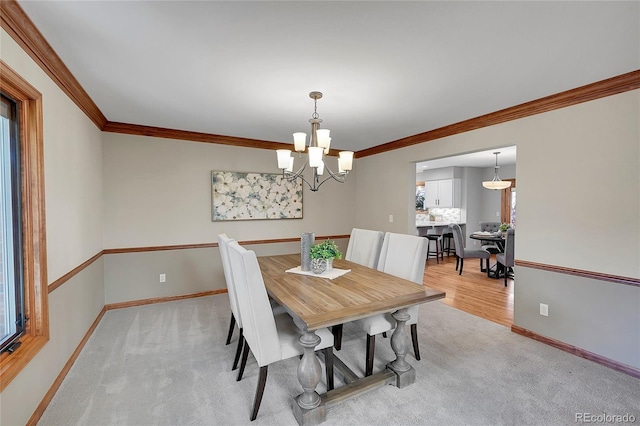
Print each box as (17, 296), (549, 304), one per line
(482, 152), (512, 190)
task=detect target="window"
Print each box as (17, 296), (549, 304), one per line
(0, 61), (48, 392)
(500, 179), (516, 228)
(1, 93), (25, 353)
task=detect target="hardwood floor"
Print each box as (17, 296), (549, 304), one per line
(422, 254), (513, 327)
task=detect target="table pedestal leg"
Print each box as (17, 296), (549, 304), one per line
(292, 331), (326, 425)
(386, 308), (415, 388)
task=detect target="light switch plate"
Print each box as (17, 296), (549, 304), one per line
(540, 303), (549, 316)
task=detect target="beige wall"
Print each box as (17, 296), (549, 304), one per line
(356, 91), (639, 278)
(1, 30), (105, 425)
(101, 133), (356, 303)
(102, 133), (357, 248)
(354, 90), (640, 368)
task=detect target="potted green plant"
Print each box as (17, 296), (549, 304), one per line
(499, 223), (511, 235)
(310, 239), (343, 273)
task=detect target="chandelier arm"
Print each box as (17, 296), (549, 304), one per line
(284, 161), (308, 181)
(313, 174), (342, 191)
(298, 175), (317, 191)
(322, 164), (347, 183)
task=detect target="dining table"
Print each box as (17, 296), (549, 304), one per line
(257, 254), (445, 425)
(469, 231), (506, 252)
(469, 232), (505, 278)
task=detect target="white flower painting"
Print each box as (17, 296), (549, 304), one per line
(212, 171), (303, 221)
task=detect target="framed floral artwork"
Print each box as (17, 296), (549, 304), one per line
(211, 171), (303, 221)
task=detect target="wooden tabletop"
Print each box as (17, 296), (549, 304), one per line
(258, 254), (445, 331)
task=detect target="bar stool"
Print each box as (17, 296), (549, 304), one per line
(425, 233), (443, 263)
(441, 232), (454, 256)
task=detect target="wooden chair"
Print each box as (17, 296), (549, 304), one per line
(425, 230), (443, 263)
(352, 232), (428, 376)
(227, 241), (335, 421)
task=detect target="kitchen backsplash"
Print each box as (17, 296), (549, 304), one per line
(417, 208), (461, 223)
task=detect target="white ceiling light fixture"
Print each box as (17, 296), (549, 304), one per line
(276, 91), (354, 192)
(482, 151), (512, 190)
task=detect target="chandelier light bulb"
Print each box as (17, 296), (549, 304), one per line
(293, 132), (307, 152)
(276, 149), (292, 169)
(308, 146), (324, 168)
(338, 151), (354, 171)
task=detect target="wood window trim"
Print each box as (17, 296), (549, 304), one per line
(0, 60), (49, 393)
(500, 179), (516, 224)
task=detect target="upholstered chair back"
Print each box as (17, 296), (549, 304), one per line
(377, 232), (428, 284)
(479, 221), (501, 233)
(503, 228), (515, 266)
(227, 241), (281, 367)
(449, 224), (465, 257)
(217, 233), (242, 328)
(345, 228), (385, 269)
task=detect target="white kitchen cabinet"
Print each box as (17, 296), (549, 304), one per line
(424, 178), (461, 208)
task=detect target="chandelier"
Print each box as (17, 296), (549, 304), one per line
(276, 91), (354, 192)
(482, 151), (512, 190)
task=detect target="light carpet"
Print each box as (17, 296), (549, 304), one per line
(38, 295), (639, 425)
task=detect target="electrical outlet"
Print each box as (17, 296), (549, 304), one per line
(496, 211), (500, 217)
(159, 273), (166, 283)
(389, 214), (393, 223)
(540, 303), (549, 317)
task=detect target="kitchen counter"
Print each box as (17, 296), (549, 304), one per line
(416, 221), (465, 227)
(416, 222), (465, 237)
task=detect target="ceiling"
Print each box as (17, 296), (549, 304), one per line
(416, 146), (517, 171)
(16, 1), (639, 153)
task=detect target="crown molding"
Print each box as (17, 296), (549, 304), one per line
(357, 70), (640, 158)
(0, 0), (107, 129)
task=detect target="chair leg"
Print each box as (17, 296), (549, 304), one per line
(250, 366), (268, 421)
(365, 334), (375, 377)
(459, 258), (464, 275)
(332, 324), (343, 351)
(324, 347), (334, 391)
(237, 341), (250, 382)
(486, 259), (491, 277)
(225, 312), (236, 345)
(411, 323), (420, 361)
(455, 256), (459, 271)
(232, 328), (244, 370)
(504, 265), (508, 287)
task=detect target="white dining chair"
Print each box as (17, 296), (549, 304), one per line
(345, 228), (385, 269)
(218, 233), (285, 372)
(227, 241), (335, 421)
(218, 233), (246, 371)
(331, 228), (386, 350)
(352, 232), (428, 376)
